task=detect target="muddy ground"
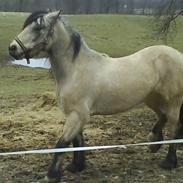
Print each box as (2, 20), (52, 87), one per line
(1, 77), (183, 183)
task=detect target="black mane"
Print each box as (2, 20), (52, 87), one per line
(23, 10), (49, 29)
(71, 32), (81, 60)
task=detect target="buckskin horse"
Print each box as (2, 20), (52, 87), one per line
(9, 11), (183, 182)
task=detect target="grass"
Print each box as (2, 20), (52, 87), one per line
(0, 66), (55, 98)
(67, 14), (183, 56)
(0, 13), (183, 97)
(68, 15), (156, 56)
(0, 12), (28, 62)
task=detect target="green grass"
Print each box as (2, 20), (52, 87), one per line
(0, 12), (28, 62)
(0, 66), (55, 98)
(0, 13), (183, 97)
(67, 14), (183, 56)
(68, 15), (156, 56)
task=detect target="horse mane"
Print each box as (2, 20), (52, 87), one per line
(23, 10), (49, 29)
(71, 31), (81, 60)
(23, 10), (81, 60)
(61, 20), (82, 60)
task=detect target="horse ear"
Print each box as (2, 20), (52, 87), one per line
(46, 10), (62, 20)
(54, 10), (62, 18)
(57, 10), (62, 17)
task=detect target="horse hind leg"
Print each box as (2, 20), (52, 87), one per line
(159, 102), (183, 169)
(147, 107), (167, 153)
(148, 113), (167, 153)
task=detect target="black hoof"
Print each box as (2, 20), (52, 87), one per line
(44, 176), (60, 183)
(149, 144), (162, 153)
(66, 162), (85, 173)
(159, 159), (177, 170)
(46, 168), (61, 183)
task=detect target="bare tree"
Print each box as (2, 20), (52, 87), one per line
(154, 0), (183, 43)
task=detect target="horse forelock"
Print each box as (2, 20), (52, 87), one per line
(23, 10), (49, 29)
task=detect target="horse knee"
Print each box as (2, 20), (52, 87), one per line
(62, 111), (87, 143)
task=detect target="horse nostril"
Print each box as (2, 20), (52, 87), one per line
(9, 45), (17, 52)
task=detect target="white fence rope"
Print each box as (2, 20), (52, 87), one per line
(1, 139), (183, 156)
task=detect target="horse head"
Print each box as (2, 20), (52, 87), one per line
(9, 10), (62, 63)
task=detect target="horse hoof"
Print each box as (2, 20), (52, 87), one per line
(66, 163), (85, 173)
(44, 176), (60, 183)
(159, 159), (177, 170)
(149, 144), (162, 153)
(46, 168), (61, 183)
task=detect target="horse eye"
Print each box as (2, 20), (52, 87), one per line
(33, 18), (45, 31)
(34, 24), (44, 31)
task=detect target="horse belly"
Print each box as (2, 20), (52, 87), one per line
(91, 87), (152, 115)
(90, 56), (159, 115)
(91, 100), (138, 115)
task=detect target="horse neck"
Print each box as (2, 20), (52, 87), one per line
(49, 43), (74, 83)
(48, 23), (104, 86)
(47, 23), (72, 81)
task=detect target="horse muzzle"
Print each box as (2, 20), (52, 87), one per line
(9, 42), (31, 64)
(9, 44), (24, 60)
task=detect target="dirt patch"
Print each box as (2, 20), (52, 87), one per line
(1, 93), (183, 183)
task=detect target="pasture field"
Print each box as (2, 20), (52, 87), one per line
(1, 13), (183, 183)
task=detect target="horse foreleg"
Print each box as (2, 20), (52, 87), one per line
(66, 132), (85, 173)
(46, 139), (68, 182)
(45, 111), (85, 182)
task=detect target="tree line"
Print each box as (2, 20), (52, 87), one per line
(0, 0), (180, 14)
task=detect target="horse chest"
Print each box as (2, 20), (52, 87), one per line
(57, 88), (84, 114)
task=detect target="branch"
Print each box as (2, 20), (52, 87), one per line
(153, 0), (183, 44)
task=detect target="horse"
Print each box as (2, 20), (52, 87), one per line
(9, 10), (183, 182)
